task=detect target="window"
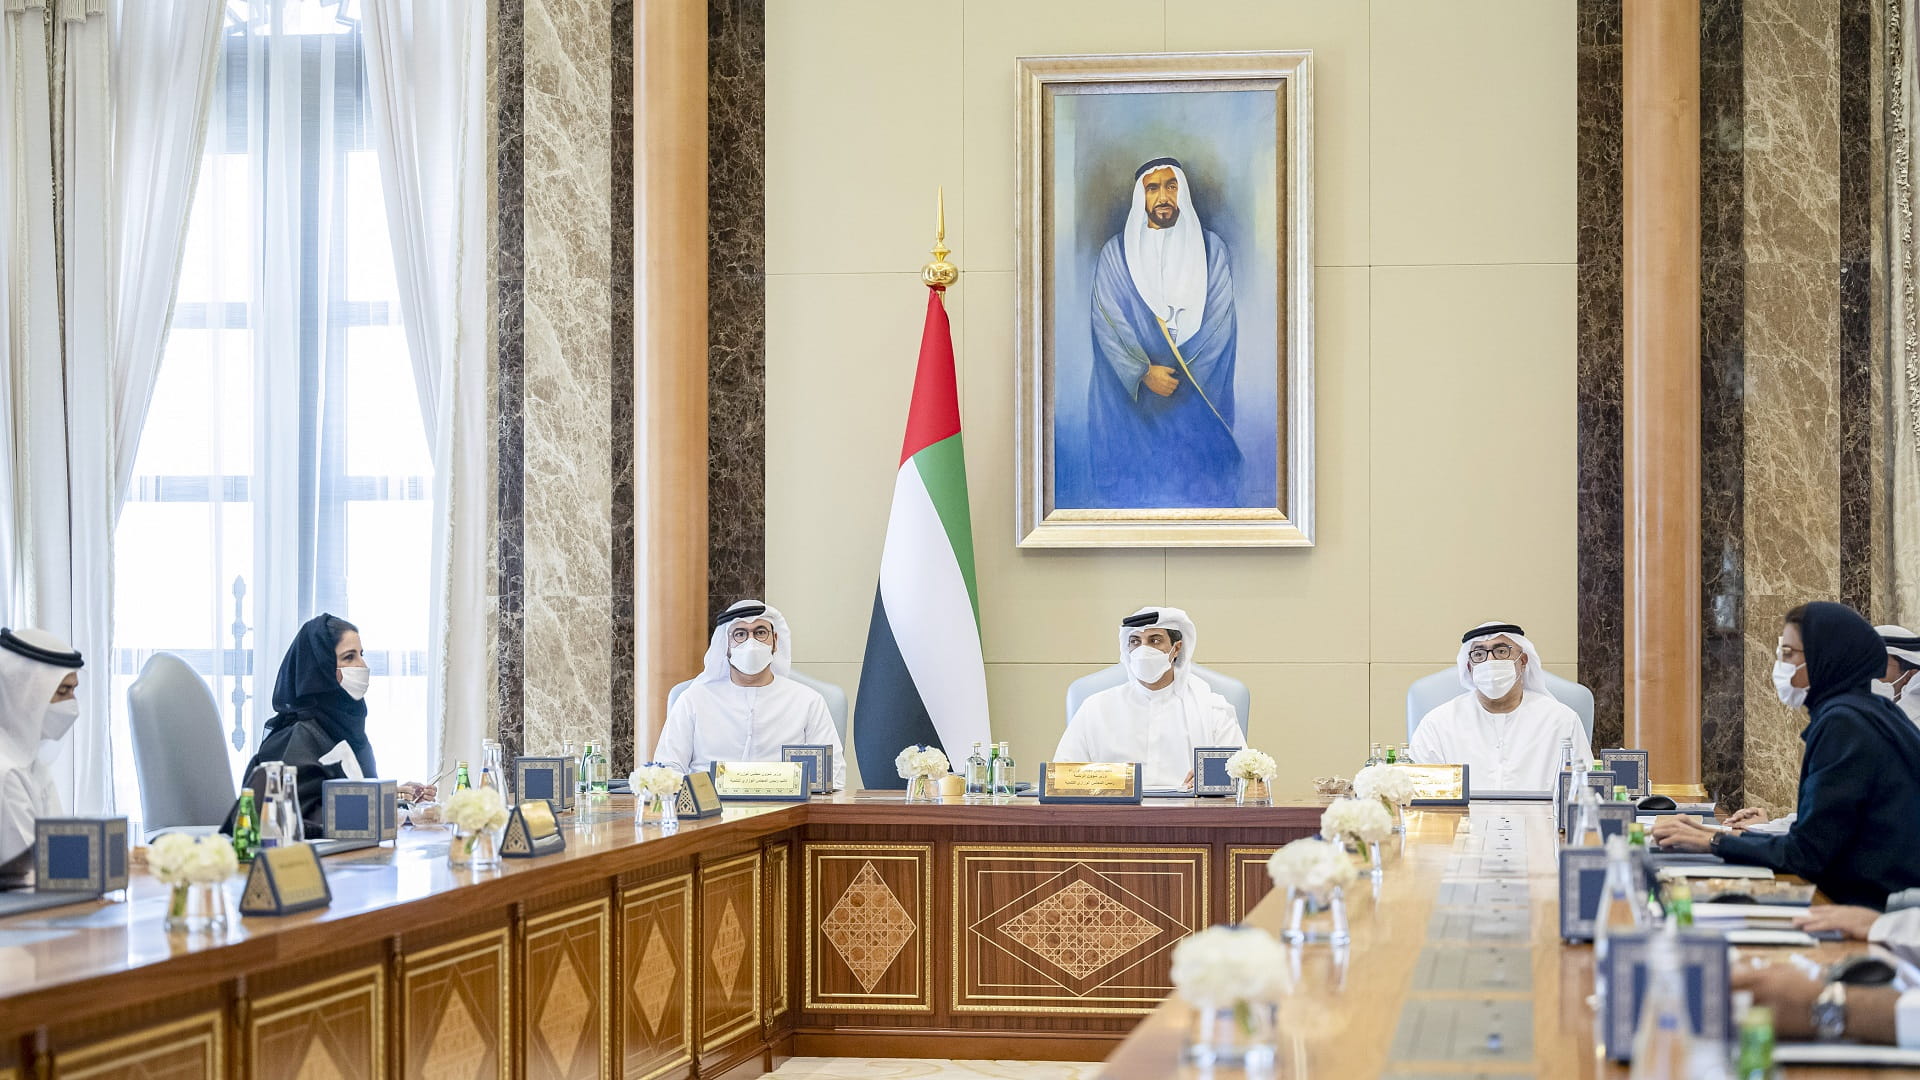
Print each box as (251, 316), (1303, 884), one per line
(110, 0), (432, 817)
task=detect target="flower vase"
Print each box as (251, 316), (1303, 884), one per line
(1235, 775), (1273, 807)
(655, 793), (679, 830)
(449, 825), (501, 870)
(1184, 999), (1279, 1071)
(1281, 885), (1349, 946)
(1386, 798), (1407, 835)
(1368, 840), (1384, 879)
(164, 882), (229, 933)
(904, 775), (937, 804)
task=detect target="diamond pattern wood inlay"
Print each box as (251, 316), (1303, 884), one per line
(997, 880), (1163, 979)
(633, 921), (676, 1036)
(420, 996), (487, 1080)
(711, 901), (746, 1001)
(292, 1043), (348, 1080)
(819, 862), (916, 992)
(537, 954), (591, 1068)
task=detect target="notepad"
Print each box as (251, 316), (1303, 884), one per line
(1656, 864), (1774, 880)
(1722, 928), (1817, 947)
(1774, 1042), (1920, 1066)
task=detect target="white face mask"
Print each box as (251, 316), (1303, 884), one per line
(1772, 660), (1807, 708)
(338, 665), (372, 701)
(1127, 644), (1174, 684)
(1872, 679), (1899, 701)
(41, 698), (79, 741)
(730, 639), (774, 677)
(1471, 658), (1519, 699)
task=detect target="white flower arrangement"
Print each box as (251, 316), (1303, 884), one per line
(443, 786), (509, 833)
(1265, 836), (1358, 896)
(630, 764), (684, 799)
(148, 833), (238, 886)
(1320, 797), (1393, 845)
(1169, 924), (1291, 1006)
(1224, 747), (1276, 782)
(895, 744), (950, 781)
(1352, 764), (1417, 807)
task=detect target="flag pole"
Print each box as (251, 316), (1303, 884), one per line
(922, 186), (958, 291)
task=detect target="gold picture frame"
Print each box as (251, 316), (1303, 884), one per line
(1015, 51), (1315, 547)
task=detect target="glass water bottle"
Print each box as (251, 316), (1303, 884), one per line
(989, 741), (1016, 798)
(279, 763), (304, 843)
(965, 742), (988, 797)
(258, 768), (286, 850)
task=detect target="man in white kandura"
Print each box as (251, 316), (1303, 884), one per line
(651, 600), (846, 790)
(0, 628), (84, 888)
(1875, 625), (1920, 727)
(1408, 621), (1591, 792)
(1054, 607), (1244, 790)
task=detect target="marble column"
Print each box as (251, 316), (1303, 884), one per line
(1623, 0), (1705, 796)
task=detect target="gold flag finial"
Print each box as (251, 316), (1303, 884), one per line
(922, 186), (958, 289)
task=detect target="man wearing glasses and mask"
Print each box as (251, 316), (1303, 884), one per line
(651, 600), (845, 789)
(1408, 621), (1591, 791)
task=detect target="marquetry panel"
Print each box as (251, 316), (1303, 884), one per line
(401, 929), (509, 1080)
(54, 1010), (224, 1080)
(802, 843), (933, 1014)
(621, 875), (693, 1080)
(952, 845), (1208, 1015)
(248, 966), (385, 1080)
(1227, 846), (1281, 925)
(765, 841), (791, 1022)
(524, 899), (612, 1080)
(697, 851), (761, 1048)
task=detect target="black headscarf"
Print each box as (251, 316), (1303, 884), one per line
(264, 613), (375, 777)
(1799, 601), (1895, 711)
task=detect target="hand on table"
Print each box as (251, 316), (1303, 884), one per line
(1183, 770), (1194, 789)
(1647, 814), (1718, 853)
(399, 781), (438, 802)
(1724, 807), (1768, 830)
(1732, 962), (1824, 1040)
(1796, 905), (1881, 941)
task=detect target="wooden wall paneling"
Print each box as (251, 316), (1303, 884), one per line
(50, 1010), (225, 1080)
(950, 845), (1208, 1016)
(523, 898), (613, 1080)
(763, 841), (792, 1028)
(1226, 847), (1281, 925)
(801, 843), (933, 1015)
(696, 851), (761, 1054)
(619, 874), (694, 1080)
(400, 929), (511, 1080)
(246, 965), (385, 1080)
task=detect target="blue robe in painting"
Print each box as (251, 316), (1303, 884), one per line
(1086, 228), (1241, 508)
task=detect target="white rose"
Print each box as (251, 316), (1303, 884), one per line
(445, 787), (509, 832)
(1265, 837), (1358, 896)
(895, 745), (950, 780)
(1320, 797), (1392, 845)
(1352, 764), (1417, 806)
(630, 765), (684, 798)
(1169, 925), (1291, 1005)
(186, 836), (239, 884)
(1225, 747), (1276, 781)
(148, 832), (201, 886)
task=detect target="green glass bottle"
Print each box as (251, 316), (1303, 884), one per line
(233, 790), (259, 862)
(1614, 785), (1630, 802)
(1628, 821), (1647, 846)
(1384, 744), (1398, 764)
(455, 759), (472, 791)
(1736, 1005), (1775, 1079)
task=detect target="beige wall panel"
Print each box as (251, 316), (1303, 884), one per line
(1368, 265), (1578, 665)
(766, 274), (961, 663)
(984, 664), (1105, 781)
(1167, 0), (1373, 267)
(1368, 0), (1575, 266)
(1212, 662), (1370, 794)
(1166, 267), (1370, 664)
(765, 0), (963, 276)
(959, 0), (1166, 274)
(960, 269), (1167, 664)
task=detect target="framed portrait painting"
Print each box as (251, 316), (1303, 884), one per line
(1015, 51), (1314, 547)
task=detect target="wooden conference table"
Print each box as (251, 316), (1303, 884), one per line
(0, 794), (1896, 1079)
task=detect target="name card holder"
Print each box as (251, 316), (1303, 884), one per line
(676, 771), (724, 818)
(1591, 802), (1637, 842)
(1558, 844), (1653, 942)
(710, 761), (809, 802)
(322, 779), (398, 845)
(1037, 762), (1143, 805)
(239, 843), (332, 916)
(1599, 930), (1732, 1061)
(1192, 747), (1239, 797)
(1406, 764), (1471, 807)
(1557, 770), (1623, 833)
(34, 817), (129, 894)
(501, 799), (566, 858)
(514, 757), (576, 811)
(1600, 749), (1650, 797)
(781, 744), (834, 795)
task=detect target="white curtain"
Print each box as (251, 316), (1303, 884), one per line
(363, 0), (491, 771)
(1895, 0), (1920, 626)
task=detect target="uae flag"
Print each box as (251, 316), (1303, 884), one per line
(854, 286), (991, 786)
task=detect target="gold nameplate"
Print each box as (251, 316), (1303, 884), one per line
(1038, 762), (1143, 804)
(239, 843), (332, 916)
(711, 761), (808, 802)
(501, 799), (567, 858)
(676, 771), (724, 818)
(1402, 763), (1470, 805)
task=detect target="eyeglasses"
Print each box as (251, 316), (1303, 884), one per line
(1467, 644), (1519, 664)
(729, 626), (775, 644)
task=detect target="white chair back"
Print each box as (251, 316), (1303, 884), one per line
(127, 652), (237, 830)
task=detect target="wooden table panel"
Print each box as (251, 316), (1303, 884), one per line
(52, 1010), (225, 1080)
(247, 966), (384, 1080)
(401, 929), (509, 1080)
(524, 899), (611, 1080)
(619, 875), (693, 1080)
(697, 851), (761, 1051)
(802, 842), (933, 1014)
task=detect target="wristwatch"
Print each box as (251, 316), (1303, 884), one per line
(1812, 980), (1848, 1041)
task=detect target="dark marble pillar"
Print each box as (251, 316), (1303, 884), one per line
(495, 0), (528, 763)
(610, 0), (637, 772)
(1838, 0), (1877, 614)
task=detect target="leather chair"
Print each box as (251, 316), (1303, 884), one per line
(1063, 664), (1251, 736)
(1404, 668), (1596, 745)
(127, 652), (238, 835)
